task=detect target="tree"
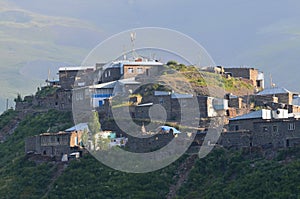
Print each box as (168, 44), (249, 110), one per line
(88, 111), (101, 134)
(88, 111), (101, 150)
(14, 93), (22, 102)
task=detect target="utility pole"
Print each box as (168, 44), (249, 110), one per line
(6, 98), (8, 111)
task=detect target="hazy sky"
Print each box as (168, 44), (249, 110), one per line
(10, 0), (300, 87)
(1, 0), (300, 112)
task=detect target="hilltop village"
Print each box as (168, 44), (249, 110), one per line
(13, 57), (300, 161)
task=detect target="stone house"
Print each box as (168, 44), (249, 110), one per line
(96, 58), (164, 84)
(132, 91), (228, 122)
(224, 67), (264, 90)
(221, 108), (300, 149)
(25, 123), (87, 159)
(73, 77), (141, 109)
(255, 87), (297, 105)
(59, 66), (95, 90)
(252, 117), (300, 148)
(15, 87), (72, 112)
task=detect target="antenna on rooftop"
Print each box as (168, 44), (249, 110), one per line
(48, 68), (51, 81)
(122, 45), (127, 60)
(6, 98), (8, 111)
(270, 74), (275, 88)
(198, 54), (201, 67)
(130, 32), (137, 58)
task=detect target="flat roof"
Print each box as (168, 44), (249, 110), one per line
(117, 77), (140, 85)
(59, 66), (95, 71)
(230, 110), (268, 121)
(89, 81), (116, 89)
(137, 103), (153, 107)
(65, 123), (89, 132)
(257, 87), (292, 95)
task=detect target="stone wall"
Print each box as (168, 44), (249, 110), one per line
(252, 119), (300, 148)
(223, 117), (300, 149)
(25, 136), (41, 153)
(125, 133), (174, 153)
(255, 93), (293, 105)
(101, 67), (121, 83)
(25, 131), (83, 158)
(224, 68), (258, 86)
(15, 88), (72, 112)
(228, 118), (262, 132)
(59, 69), (94, 90)
(220, 131), (251, 148)
(228, 97), (243, 109)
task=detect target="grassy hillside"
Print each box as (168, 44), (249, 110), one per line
(1, 110), (300, 198)
(177, 148), (300, 198)
(0, 2), (103, 114)
(0, 109), (73, 198)
(165, 62), (254, 96)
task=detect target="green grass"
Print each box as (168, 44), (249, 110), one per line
(1, 109), (300, 198)
(47, 154), (184, 199)
(36, 86), (59, 98)
(168, 63), (254, 93)
(0, 109), (73, 167)
(0, 109), (17, 130)
(0, 109), (74, 198)
(177, 148), (300, 198)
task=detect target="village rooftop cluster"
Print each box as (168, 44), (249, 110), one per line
(16, 56), (300, 161)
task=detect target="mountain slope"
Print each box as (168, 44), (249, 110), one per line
(0, 2), (104, 113)
(1, 109), (300, 198)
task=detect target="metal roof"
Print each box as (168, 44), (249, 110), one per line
(137, 103), (153, 107)
(171, 93), (193, 99)
(257, 87), (291, 95)
(58, 66), (95, 71)
(65, 123), (89, 132)
(229, 110), (270, 121)
(159, 126), (181, 134)
(154, 91), (171, 96)
(90, 81), (116, 89)
(117, 77), (140, 85)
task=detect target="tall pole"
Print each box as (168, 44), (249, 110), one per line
(6, 98), (8, 111)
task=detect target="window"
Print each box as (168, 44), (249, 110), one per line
(128, 68), (134, 73)
(235, 125), (239, 131)
(263, 126), (268, 132)
(273, 125), (278, 132)
(108, 70), (111, 76)
(137, 68), (143, 73)
(256, 80), (261, 87)
(75, 93), (83, 101)
(159, 98), (164, 104)
(288, 123), (295, 130)
(286, 139), (290, 147)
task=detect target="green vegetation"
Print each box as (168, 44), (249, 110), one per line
(1, 109), (300, 198)
(0, 156), (61, 199)
(0, 109), (73, 167)
(177, 148), (300, 198)
(0, 108), (17, 130)
(166, 62), (254, 94)
(47, 154), (182, 198)
(0, 109), (73, 198)
(14, 93), (23, 103)
(36, 86), (59, 98)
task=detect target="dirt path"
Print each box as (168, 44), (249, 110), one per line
(41, 162), (67, 198)
(166, 154), (198, 199)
